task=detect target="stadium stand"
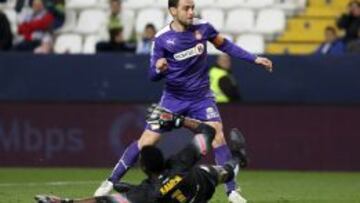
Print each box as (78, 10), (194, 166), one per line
(267, 0), (352, 54)
(135, 8), (164, 33)
(1, 0), (357, 55)
(224, 8), (255, 34)
(217, 0), (245, 9)
(54, 33), (82, 53)
(236, 34), (265, 54)
(66, 0), (98, 10)
(2, 7), (16, 33)
(245, 0), (276, 9)
(200, 8), (225, 30)
(75, 9), (107, 35)
(56, 9), (77, 33)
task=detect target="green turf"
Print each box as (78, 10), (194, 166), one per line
(0, 168), (360, 203)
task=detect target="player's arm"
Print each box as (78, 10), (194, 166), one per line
(147, 104), (215, 140)
(149, 38), (168, 81)
(147, 105), (216, 171)
(211, 34), (273, 72)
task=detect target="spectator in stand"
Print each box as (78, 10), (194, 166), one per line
(347, 27), (360, 53)
(337, 1), (360, 44)
(209, 54), (241, 103)
(0, 11), (13, 51)
(136, 23), (156, 54)
(15, 0), (64, 29)
(33, 33), (52, 54)
(14, 0), (54, 51)
(96, 27), (136, 53)
(108, 0), (122, 31)
(43, 0), (65, 29)
(314, 26), (345, 55)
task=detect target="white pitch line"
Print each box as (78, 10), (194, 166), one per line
(0, 181), (99, 187)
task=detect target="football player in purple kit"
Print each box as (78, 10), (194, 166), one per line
(95, 0), (273, 202)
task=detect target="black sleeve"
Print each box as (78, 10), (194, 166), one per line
(219, 76), (241, 101)
(337, 14), (351, 29)
(0, 13), (13, 50)
(113, 182), (138, 193)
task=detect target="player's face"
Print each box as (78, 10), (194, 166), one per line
(325, 30), (336, 43)
(171, 0), (195, 27)
(32, 0), (44, 12)
(217, 55), (231, 70)
(111, 1), (121, 15)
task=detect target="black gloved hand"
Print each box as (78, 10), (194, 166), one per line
(146, 104), (184, 131)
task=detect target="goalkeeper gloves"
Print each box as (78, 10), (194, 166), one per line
(146, 104), (184, 131)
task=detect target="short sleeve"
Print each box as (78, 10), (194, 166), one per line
(204, 22), (219, 41)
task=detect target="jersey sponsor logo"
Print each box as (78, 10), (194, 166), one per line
(206, 107), (219, 120)
(160, 175), (183, 195)
(194, 30), (202, 40)
(174, 43), (205, 61)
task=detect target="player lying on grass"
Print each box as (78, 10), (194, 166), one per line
(35, 106), (248, 203)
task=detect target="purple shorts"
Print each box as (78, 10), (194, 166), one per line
(146, 91), (222, 133)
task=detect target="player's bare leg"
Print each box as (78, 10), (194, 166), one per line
(205, 121), (247, 203)
(94, 130), (160, 196)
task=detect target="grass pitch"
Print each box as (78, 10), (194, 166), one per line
(0, 168), (359, 203)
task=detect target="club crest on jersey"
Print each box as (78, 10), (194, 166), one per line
(174, 43), (205, 61)
(206, 107), (219, 119)
(194, 30), (202, 40)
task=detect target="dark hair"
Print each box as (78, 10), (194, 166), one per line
(325, 26), (336, 34)
(348, 0), (360, 7)
(145, 23), (156, 31)
(168, 0), (180, 8)
(111, 0), (121, 4)
(109, 27), (123, 42)
(140, 146), (165, 175)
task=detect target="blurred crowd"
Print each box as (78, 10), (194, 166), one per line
(0, 0), (156, 54)
(0, 0), (359, 54)
(315, 0), (360, 55)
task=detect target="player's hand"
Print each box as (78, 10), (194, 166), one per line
(155, 58), (168, 73)
(255, 57), (273, 73)
(146, 104), (184, 131)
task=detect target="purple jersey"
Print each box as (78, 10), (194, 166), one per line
(149, 19), (256, 100)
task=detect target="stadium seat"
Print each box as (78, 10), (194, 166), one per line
(215, 0), (245, 9)
(54, 34), (83, 54)
(200, 8), (224, 31)
(2, 8), (17, 34)
(56, 9), (77, 33)
(273, 0), (306, 16)
(121, 9), (135, 41)
(244, 0), (276, 9)
(236, 34), (265, 54)
(122, 0), (156, 10)
(75, 9), (107, 35)
(224, 9), (255, 34)
(153, 0), (168, 9)
(165, 13), (173, 24)
(97, 0), (110, 9)
(83, 35), (100, 54)
(266, 42), (319, 54)
(195, 0), (216, 9)
(254, 9), (286, 35)
(135, 8), (164, 34)
(0, 0), (15, 9)
(66, 0), (98, 9)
